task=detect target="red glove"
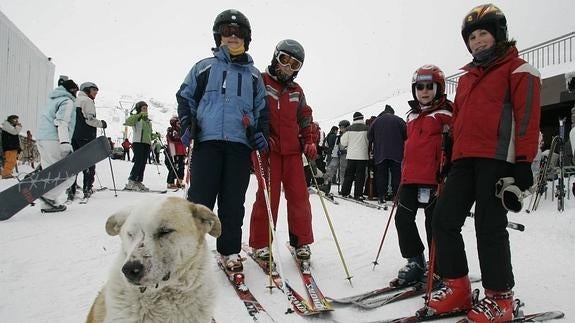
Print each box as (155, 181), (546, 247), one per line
(304, 143), (317, 160)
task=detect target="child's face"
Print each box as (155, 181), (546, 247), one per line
(467, 29), (495, 55)
(221, 34), (245, 50)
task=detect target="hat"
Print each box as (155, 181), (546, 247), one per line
(61, 80), (79, 94)
(384, 105), (395, 114)
(353, 112), (364, 121)
(134, 101), (148, 113)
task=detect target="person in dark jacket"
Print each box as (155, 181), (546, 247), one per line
(391, 65), (452, 287)
(176, 9), (268, 272)
(427, 5), (541, 322)
(368, 105), (407, 203)
(67, 82), (106, 200)
(1, 115), (22, 179)
(323, 126), (338, 166)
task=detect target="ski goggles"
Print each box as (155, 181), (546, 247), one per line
(415, 83), (434, 91)
(495, 177), (524, 213)
(276, 51), (303, 71)
(219, 24), (247, 39)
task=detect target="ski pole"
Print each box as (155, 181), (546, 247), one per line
(306, 155), (353, 285)
(254, 150), (294, 313)
(371, 192), (399, 270)
(102, 129), (118, 197)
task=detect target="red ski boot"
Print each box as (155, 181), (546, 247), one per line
(427, 275), (472, 314)
(466, 289), (514, 322)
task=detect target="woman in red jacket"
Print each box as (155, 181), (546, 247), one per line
(391, 65), (452, 287)
(427, 5), (541, 322)
(249, 39), (316, 261)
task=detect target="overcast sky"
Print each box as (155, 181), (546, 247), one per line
(1, 0), (574, 121)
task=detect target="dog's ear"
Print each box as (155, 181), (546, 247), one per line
(105, 210), (130, 236)
(190, 203), (221, 238)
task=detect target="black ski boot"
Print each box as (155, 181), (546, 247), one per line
(390, 254), (425, 287)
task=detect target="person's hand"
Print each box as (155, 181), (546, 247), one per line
(250, 132), (268, 153)
(101, 120), (107, 129)
(304, 143), (317, 160)
(60, 143), (73, 158)
(268, 137), (278, 152)
(513, 162), (533, 191)
(181, 127), (192, 146)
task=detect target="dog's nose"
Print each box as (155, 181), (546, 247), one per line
(122, 261), (145, 283)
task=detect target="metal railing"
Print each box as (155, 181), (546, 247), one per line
(445, 31), (575, 95)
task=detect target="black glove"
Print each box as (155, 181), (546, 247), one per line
(512, 162), (533, 191)
(437, 162), (452, 182)
(101, 120), (107, 129)
(249, 131), (268, 152)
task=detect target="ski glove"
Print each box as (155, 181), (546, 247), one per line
(250, 131), (268, 153)
(304, 143), (317, 160)
(100, 120), (107, 129)
(60, 143), (73, 158)
(512, 162), (533, 191)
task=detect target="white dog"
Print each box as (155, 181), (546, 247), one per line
(87, 197), (221, 323)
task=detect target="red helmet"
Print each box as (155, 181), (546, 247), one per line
(411, 64), (445, 102)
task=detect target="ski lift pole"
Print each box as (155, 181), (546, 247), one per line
(306, 155), (353, 285)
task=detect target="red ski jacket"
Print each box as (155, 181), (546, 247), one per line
(262, 72), (314, 155)
(402, 99), (453, 185)
(452, 47), (541, 163)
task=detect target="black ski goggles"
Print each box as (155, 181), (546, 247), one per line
(219, 24), (247, 39)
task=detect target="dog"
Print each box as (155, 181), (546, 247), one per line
(86, 196), (221, 323)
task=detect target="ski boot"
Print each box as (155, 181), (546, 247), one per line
(426, 275), (472, 315)
(466, 289), (514, 323)
(390, 254), (425, 287)
(223, 254), (243, 272)
(295, 245), (311, 261)
(40, 198), (67, 213)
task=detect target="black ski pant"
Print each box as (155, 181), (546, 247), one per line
(129, 142), (150, 182)
(70, 138), (96, 194)
(166, 155), (185, 184)
(432, 158), (514, 291)
(340, 159), (367, 198)
(376, 159), (401, 201)
(187, 140), (251, 256)
(395, 184), (437, 260)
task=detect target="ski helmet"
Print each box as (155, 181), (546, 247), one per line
(169, 116), (180, 128)
(80, 82), (99, 92)
(411, 65), (445, 103)
(461, 4), (507, 52)
(271, 39), (305, 81)
(213, 9), (252, 51)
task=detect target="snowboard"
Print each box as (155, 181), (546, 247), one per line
(0, 136), (111, 221)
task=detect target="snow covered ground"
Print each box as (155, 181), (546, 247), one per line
(0, 157), (573, 322)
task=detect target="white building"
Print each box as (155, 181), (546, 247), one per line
(0, 10), (54, 136)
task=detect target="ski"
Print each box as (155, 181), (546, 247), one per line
(455, 310), (565, 322)
(333, 195), (382, 209)
(317, 191), (340, 205)
(351, 276), (481, 309)
(0, 136), (111, 221)
(327, 283), (416, 304)
(214, 253), (275, 322)
(241, 244), (320, 316)
(364, 309), (470, 323)
(121, 189), (168, 194)
(286, 243), (333, 312)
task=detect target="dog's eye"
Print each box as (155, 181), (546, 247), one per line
(156, 228), (175, 238)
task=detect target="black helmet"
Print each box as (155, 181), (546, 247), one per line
(461, 3), (507, 52)
(213, 9), (252, 51)
(274, 39), (305, 65)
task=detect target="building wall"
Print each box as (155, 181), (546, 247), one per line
(0, 10), (55, 137)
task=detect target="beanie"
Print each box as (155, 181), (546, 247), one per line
(134, 101), (148, 113)
(384, 105), (395, 114)
(353, 112), (363, 121)
(61, 80), (79, 95)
